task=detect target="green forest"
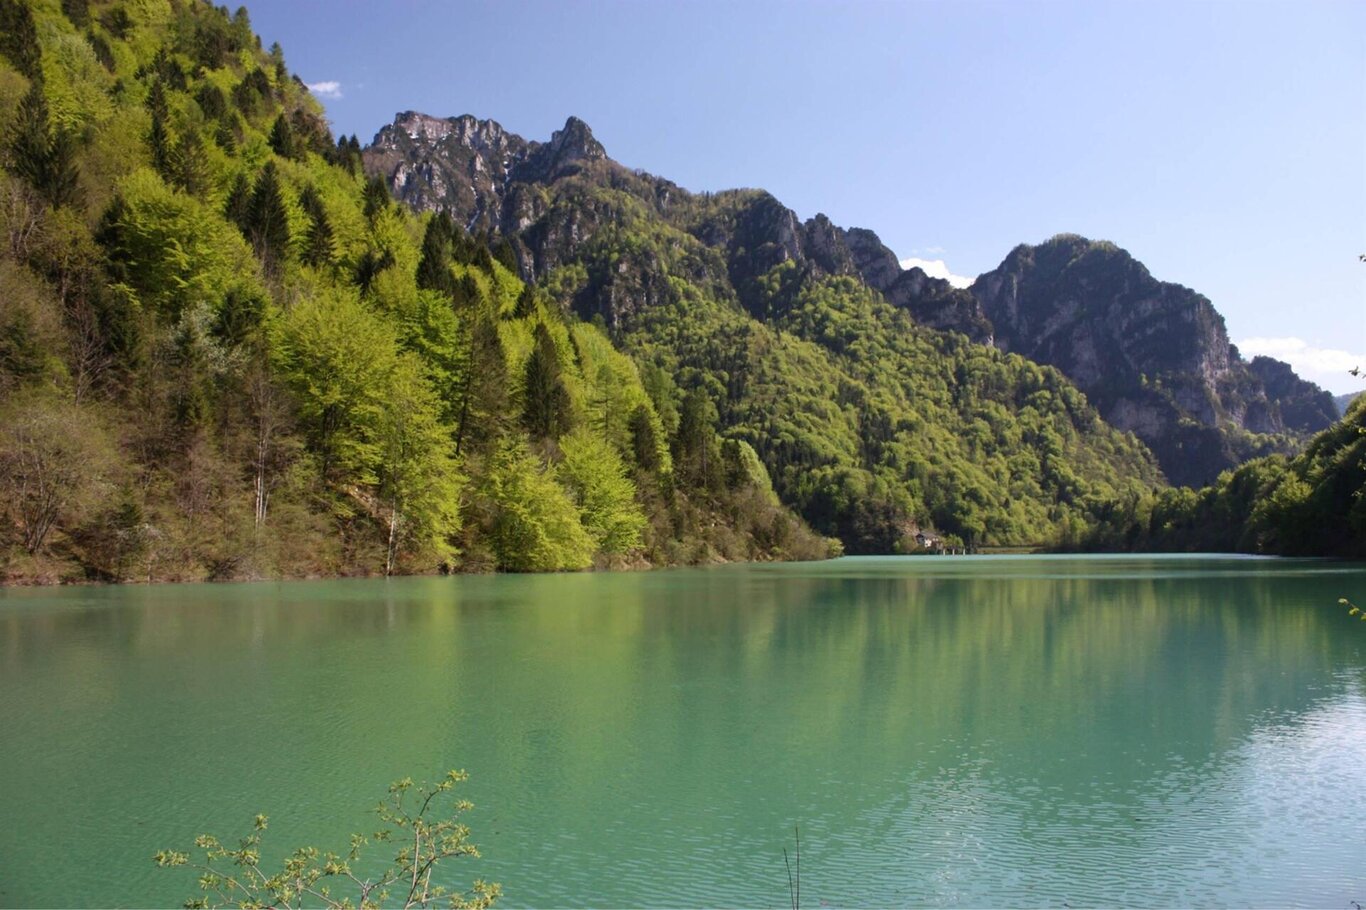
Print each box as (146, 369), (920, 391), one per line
(0, 0), (836, 583)
(0, 0), (1358, 584)
(1077, 395), (1366, 558)
(541, 194), (1165, 551)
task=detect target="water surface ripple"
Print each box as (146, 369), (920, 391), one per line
(1, 555), (1364, 907)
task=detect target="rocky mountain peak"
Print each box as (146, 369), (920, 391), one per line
(547, 115), (606, 163)
(972, 234), (1334, 485)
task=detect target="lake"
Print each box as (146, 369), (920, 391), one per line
(2, 555), (1364, 907)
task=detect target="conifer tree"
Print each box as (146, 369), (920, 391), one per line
(145, 79), (169, 122)
(628, 404), (661, 472)
(268, 113), (295, 160)
(416, 212), (457, 298)
(148, 111), (172, 180)
(224, 171), (251, 232)
(0, 0), (41, 78)
(514, 284), (537, 319)
(88, 30), (114, 71)
(60, 0), (89, 28)
(9, 81), (82, 209)
(453, 273), (480, 310)
(195, 82), (227, 120)
(674, 389), (724, 491)
(246, 162), (290, 272)
(297, 185), (334, 268)
(353, 248), (394, 294)
(493, 238), (518, 273)
(522, 322), (573, 440)
(362, 175), (390, 222)
(454, 316), (508, 457)
(169, 131), (208, 197)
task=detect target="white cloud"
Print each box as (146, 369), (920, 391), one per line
(899, 257), (973, 289)
(1235, 336), (1366, 394)
(306, 80), (343, 99)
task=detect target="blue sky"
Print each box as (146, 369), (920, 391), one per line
(248, 0), (1365, 394)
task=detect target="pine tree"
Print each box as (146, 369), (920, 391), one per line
(246, 162), (290, 272)
(145, 79), (169, 122)
(493, 238), (518, 273)
(224, 171), (252, 232)
(268, 113), (295, 160)
(362, 175), (390, 222)
(9, 81), (82, 209)
(195, 83), (227, 120)
(148, 111), (172, 180)
(169, 131), (208, 197)
(674, 389), (723, 491)
(353, 248), (394, 294)
(60, 0), (89, 28)
(514, 284), (537, 319)
(454, 316), (508, 457)
(522, 322), (573, 440)
(452, 273), (480, 310)
(628, 404), (660, 472)
(0, 0), (41, 78)
(416, 212), (457, 298)
(297, 185), (334, 267)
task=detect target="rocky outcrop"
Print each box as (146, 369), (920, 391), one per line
(970, 234), (1334, 485)
(1246, 355), (1339, 432)
(365, 112), (613, 238)
(364, 112), (993, 341)
(840, 227), (992, 343)
(364, 115), (1333, 489)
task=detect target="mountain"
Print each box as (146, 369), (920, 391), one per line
(0, 0), (833, 584)
(1081, 393), (1366, 558)
(366, 113), (1163, 551)
(366, 113), (1335, 499)
(1336, 391), (1364, 417)
(968, 235), (1336, 486)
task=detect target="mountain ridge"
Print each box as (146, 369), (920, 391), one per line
(369, 111), (1174, 550)
(363, 111), (1335, 489)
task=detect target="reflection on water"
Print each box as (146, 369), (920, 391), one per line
(1, 556), (1364, 907)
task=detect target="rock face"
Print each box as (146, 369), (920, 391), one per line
(1247, 356), (1339, 431)
(364, 114), (1334, 488)
(841, 227), (994, 344)
(363, 112), (998, 343)
(970, 234), (1335, 485)
(365, 112), (609, 238)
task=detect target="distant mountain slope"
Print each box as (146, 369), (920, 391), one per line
(1082, 394), (1366, 557)
(366, 113), (1163, 550)
(1336, 391), (1364, 417)
(365, 112), (1333, 497)
(969, 235), (1335, 486)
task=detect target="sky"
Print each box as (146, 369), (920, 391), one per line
(245, 0), (1365, 394)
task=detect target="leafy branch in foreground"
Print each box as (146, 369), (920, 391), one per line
(1342, 598), (1366, 622)
(154, 770), (500, 909)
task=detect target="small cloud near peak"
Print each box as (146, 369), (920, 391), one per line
(899, 256), (972, 289)
(1236, 336), (1366, 394)
(306, 80), (343, 99)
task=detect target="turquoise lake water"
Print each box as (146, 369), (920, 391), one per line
(2, 555), (1364, 907)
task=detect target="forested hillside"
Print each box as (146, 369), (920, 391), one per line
(0, 0), (831, 583)
(1078, 396), (1366, 558)
(369, 112), (1164, 551)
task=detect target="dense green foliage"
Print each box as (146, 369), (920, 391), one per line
(0, 0), (829, 582)
(1078, 397), (1366, 557)
(534, 183), (1164, 551)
